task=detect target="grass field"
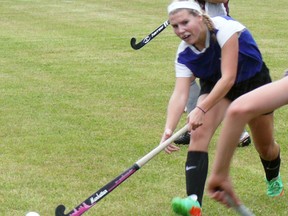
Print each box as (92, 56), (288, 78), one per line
(0, 0), (288, 215)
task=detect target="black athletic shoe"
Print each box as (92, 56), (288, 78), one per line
(174, 131), (190, 145)
(174, 131), (251, 147)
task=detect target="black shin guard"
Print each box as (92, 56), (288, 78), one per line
(260, 152), (281, 181)
(185, 151), (208, 206)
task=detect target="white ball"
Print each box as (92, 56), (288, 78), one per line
(26, 212), (40, 216)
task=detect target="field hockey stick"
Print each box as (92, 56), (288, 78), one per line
(55, 124), (188, 216)
(130, 20), (170, 50)
(226, 194), (255, 216)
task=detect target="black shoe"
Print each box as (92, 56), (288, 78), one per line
(174, 131), (190, 145)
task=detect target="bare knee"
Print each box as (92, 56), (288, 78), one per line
(189, 128), (211, 151)
(226, 101), (251, 120)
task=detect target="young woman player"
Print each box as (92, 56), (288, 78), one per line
(160, 0), (283, 215)
(174, 0), (251, 147)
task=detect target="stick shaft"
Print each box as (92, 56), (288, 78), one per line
(136, 124), (188, 167)
(55, 164), (139, 216)
(55, 125), (188, 216)
(226, 194), (255, 216)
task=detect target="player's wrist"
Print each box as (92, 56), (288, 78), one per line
(196, 106), (206, 114)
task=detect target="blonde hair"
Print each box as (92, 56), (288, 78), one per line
(202, 13), (216, 42)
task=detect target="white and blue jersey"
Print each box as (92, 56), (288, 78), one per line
(174, 16), (263, 84)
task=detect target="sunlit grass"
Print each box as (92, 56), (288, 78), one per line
(0, 0), (287, 215)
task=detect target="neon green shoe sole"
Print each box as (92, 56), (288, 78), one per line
(266, 175), (284, 197)
(172, 197), (202, 216)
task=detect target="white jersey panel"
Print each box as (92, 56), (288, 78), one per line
(212, 17), (246, 48)
(175, 42), (194, 78)
(175, 62), (193, 77)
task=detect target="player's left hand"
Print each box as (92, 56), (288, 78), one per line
(161, 128), (180, 154)
(207, 173), (241, 208)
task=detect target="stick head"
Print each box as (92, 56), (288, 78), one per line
(55, 205), (67, 216)
(130, 37), (141, 50)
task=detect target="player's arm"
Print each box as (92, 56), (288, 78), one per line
(196, 33), (238, 113)
(164, 76), (194, 132)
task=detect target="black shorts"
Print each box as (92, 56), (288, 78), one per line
(199, 62), (272, 101)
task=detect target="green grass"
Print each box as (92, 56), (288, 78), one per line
(0, 0), (287, 215)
